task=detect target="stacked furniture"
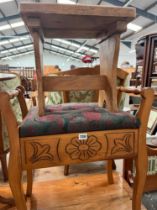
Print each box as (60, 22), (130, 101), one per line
(124, 34), (157, 192)
(0, 3), (153, 210)
(135, 33), (157, 88)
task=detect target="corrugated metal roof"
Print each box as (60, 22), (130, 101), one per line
(0, 0), (157, 60)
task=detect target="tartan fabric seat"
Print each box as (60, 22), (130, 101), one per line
(19, 103), (140, 137)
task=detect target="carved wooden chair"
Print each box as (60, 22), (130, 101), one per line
(0, 3), (154, 210)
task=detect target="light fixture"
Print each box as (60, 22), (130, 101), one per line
(11, 21), (24, 28)
(17, 44), (32, 50)
(54, 39), (98, 54)
(90, 49), (98, 54)
(0, 0), (14, 3)
(51, 45), (74, 54)
(1, 50), (9, 54)
(48, 50), (80, 61)
(54, 39), (80, 48)
(57, 0), (76, 4)
(129, 49), (136, 53)
(0, 25), (10, 31)
(0, 40), (9, 45)
(51, 45), (84, 57)
(0, 21), (24, 32)
(127, 23), (142, 32)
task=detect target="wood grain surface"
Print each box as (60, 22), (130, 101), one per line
(0, 173), (146, 210)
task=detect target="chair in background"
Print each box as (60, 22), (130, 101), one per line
(0, 72), (22, 181)
(57, 65), (129, 176)
(0, 3), (153, 210)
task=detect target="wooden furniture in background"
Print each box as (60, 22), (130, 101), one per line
(0, 73), (17, 182)
(58, 65), (129, 107)
(123, 143), (157, 192)
(123, 135), (157, 192)
(0, 73), (16, 206)
(57, 66), (129, 176)
(135, 33), (157, 88)
(0, 3), (153, 210)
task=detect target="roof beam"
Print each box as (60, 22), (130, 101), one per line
(2, 43), (33, 51)
(103, 0), (157, 22)
(0, 32), (29, 41)
(44, 48), (80, 61)
(122, 1), (157, 40)
(145, 2), (157, 11)
(122, 21), (155, 40)
(0, 14), (20, 23)
(98, 0), (103, 5)
(123, 0), (133, 7)
(0, 49), (33, 60)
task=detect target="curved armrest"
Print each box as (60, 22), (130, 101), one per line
(117, 86), (142, 95)
(5, 89), (20, 99)
(0, 85), (28, 119)
(118, 87), (154, 135)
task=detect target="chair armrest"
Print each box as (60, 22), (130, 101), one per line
(118, 87), (154, 134)
(1, 86), (28, 119)
(117, 86), (142, 95)
(6, 89), (20, 99)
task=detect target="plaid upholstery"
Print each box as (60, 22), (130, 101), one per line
(19, 103), (140, 137)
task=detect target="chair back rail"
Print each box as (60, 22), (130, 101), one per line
(43, 75), (109, 91)
(57, 66), (128, 108)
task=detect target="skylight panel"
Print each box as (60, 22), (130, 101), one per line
(57, 0), (76, 4)
(0, 36), (29, 46)
(0, 0), (14, 3)
(0, 21), (25, 32)
(127, 23), (142, 32)
(11, 21), (24, 28)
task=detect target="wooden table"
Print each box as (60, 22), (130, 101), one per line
(0, 73), (16, 206)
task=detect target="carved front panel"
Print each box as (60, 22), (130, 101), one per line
(21, 130), (138, 169)
(65, 135), (102, 161)
(104, 132), (137, 158)
(22, 138), (61, 168)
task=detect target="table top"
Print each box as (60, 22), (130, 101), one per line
(0, 73), (16, 81)
(20, 3), (136, 39)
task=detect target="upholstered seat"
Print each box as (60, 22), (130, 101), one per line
(19, 103), (140, 138)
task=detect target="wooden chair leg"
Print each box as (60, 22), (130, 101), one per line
(8, 161), (27, 210)
(107, 160), (114, 184)
(0, 153), (8, 182)
(26, 169), (33, 197)
(112, 160), (116, 170)
(0, 113), (8, 182)
(64, 165), (69, 176)
(132, 151), (147, 210)
(123, 159), (134, 186)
